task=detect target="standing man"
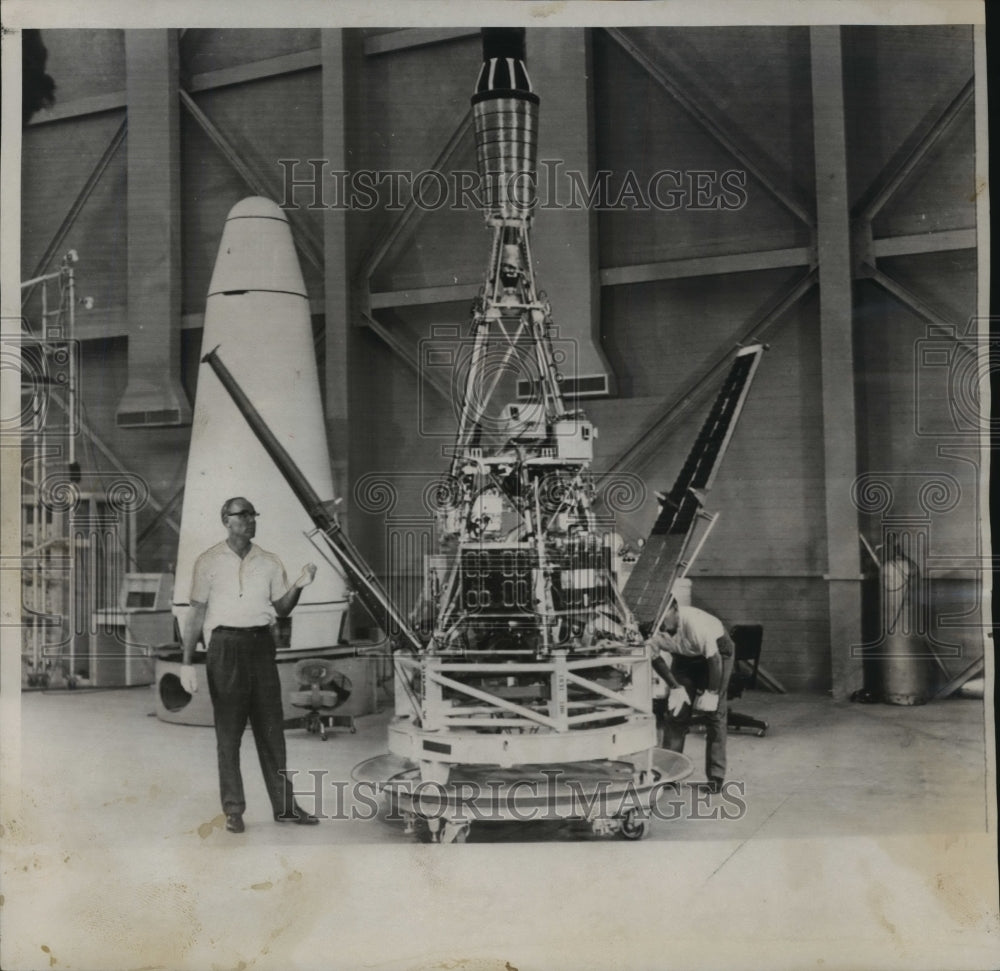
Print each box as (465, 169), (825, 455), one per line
(180, 496), (319, 833)
(648, 603), (734, 793)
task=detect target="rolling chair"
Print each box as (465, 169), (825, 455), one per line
(726, 624), (768, 737)
(289, 658), (354, 740)
(685, 623), (769, 737)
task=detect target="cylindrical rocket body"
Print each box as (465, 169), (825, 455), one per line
(173, 197), (348, 650)
(473, 94), (539, 223)
(472, 28), (539, 224)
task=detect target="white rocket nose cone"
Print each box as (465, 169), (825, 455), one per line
(175, 196), (347, 652)
(207, 196), (306, 297)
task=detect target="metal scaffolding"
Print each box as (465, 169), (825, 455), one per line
(20, 253), (136, 688)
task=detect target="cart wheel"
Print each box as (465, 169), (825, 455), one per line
(413, 816), (436, 843)
(440, 821), (470, 844)
(619, 811), (649, 841)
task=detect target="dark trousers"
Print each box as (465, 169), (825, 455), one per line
(656, 635), (735, 781)
(206, 627), (295, 816)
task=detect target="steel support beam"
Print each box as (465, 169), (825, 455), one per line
(356, 109), (473, 295)
(872, 228), (976, 259)
(530, 28), (613, 393)
(364, 28), (480, 58)
(28, 49), (325, 125)
(135, 484), (184, 546)
(38, 387), (181, 533)
(868, 266), (955, 330)
(370, 283), (481, 310)
(361, 312), (451, 403)
(66, 300), (321, 342)
(178, 89), (324, 271)
(118, 29), (191, 427)
(600, 246), (813, 288)
(188, 48), (322, 93)
(810, 26), (863, 701)
(26, 90), (128, 126)
(21, 119), (127, 308)
(369, 235), (963, 303)
(934, 654), (984, 700)
(606, 268), (816, 475)
(606, 27), (814, 229)
(856, 76), (974, 223)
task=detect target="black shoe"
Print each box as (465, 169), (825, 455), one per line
(708, 777), (724, 794)
(274, 806), (319, 825)
(226, 813), (245, 833)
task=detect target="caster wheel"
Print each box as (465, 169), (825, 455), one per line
(414, 816), (448, 843)
(413, 817), (468, 843)
(619, 811), (648, 841)
(440, 821), (470, 843)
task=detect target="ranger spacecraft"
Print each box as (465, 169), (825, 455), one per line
(200, 29), (763, 841)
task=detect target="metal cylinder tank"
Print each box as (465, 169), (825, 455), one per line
(879, 547), (931, 705)
(881, 633), (932, 705)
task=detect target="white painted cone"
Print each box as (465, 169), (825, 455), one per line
(173, 197), (348, 650)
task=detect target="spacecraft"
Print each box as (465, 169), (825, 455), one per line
(203, 30), (763, 840)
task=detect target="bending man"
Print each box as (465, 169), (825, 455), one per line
(649, 603), (734, 793)
(180, 496), (319, 833)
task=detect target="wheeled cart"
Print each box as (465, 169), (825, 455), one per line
(354, 747), (692, 843)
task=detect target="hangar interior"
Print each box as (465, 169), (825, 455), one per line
(15, 25), (989, 843)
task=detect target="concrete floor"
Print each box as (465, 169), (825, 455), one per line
(14, 684), (991, 845)
(5, 685), (997, 971)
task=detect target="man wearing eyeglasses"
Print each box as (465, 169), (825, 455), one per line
(180, 496), (319, 833)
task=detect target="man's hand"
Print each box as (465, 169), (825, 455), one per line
(694, 690), (719, 713)
(180, 664), (198, 694)
(294, 563), (318, 589)
(667, 686), (690, 716)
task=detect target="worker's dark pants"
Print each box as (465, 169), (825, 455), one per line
(656, 636), (735, 782)
(206, 626), (295, 816)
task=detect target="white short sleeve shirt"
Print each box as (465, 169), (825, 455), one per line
(651, 605), (726, 660)
(190, 541), (289, 639)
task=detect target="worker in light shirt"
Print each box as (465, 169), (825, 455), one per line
(648, 603), (734, 793)
(180, 496), (319, 834)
